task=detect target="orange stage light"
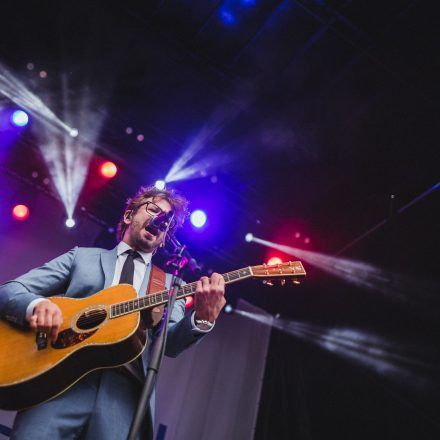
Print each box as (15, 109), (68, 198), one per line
(100, 161), (118, 179)
(12, 204), (30, 220)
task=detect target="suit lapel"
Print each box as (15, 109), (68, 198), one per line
(101, 246), (118, 288)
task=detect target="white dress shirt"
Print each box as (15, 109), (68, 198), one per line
(111, 241), (152, 293)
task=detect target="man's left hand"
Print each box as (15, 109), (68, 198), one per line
(194, 273), (226, 323)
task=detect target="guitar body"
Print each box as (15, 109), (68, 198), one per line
(0, 285), (147, 411)
(0, 259), (306, 411)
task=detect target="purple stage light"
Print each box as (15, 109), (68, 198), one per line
(11, 110), (29, 127)
(190, 210), (207, 228)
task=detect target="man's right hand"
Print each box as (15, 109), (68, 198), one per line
(28, 300), (63, 341)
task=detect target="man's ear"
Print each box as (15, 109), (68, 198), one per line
(123, 210), (132, 225)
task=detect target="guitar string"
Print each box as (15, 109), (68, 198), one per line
(62, 268), (267, 327)
(71, 268), (299, 326)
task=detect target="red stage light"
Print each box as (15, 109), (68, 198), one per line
(267, 257), (282, 266)
(185, 296), (194, 309)
(12, 204), (30, 220)
(100, 161), (118, 179)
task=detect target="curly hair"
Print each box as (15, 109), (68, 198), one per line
(116, 185), (189, 241)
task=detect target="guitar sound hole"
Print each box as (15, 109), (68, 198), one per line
(76, 309), (107, 330)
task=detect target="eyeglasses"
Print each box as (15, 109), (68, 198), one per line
(142, 201), (177, 230)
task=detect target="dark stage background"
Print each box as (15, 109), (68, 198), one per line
(1, 1), (439, 439)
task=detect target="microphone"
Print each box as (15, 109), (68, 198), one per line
(146, 211), (174, 235)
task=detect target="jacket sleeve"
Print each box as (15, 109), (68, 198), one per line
(0, 247), (78, 327)
(164, 275), (206, 358)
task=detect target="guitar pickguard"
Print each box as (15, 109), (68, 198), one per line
(52, 328), (98, 349)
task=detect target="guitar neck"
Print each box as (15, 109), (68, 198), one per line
(110, 267), (252, 318)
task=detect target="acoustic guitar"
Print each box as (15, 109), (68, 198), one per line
(0, 261), (305, 410)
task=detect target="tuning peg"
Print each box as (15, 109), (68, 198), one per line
(263, 280), (274, 286)
(280, 279), (286, 286)
(292, 278), (301, 285)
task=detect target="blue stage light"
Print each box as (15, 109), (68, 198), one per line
(190, 210), (207, 228)
(224, 304), (233, 314)
(219, 8), (236, 25)
(11, 110), (29, 127)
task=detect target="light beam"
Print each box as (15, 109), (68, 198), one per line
(247, 235), (440, 308)
(0, 63), (75, 135)
(235, 309), (436, 389)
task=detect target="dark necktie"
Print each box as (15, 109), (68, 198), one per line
(118, 249), (145, 382)
(118, 249), (140, 285)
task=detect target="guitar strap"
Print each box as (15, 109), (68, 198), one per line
(142, 264), (166, 328)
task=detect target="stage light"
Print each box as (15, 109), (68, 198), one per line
(12, 204), (30, 220)
(65, 218), (75, 228)
(11, 110), (29, 127)
(249, 234), (440, 309)
(190, 210), (207, 228)
(1, 62), (78, 135)
(294, 232), (301, 238)
(245, 233), (254, 242)
(219, 7), (236, 24)
(185, 296), (194, 309)
(100, 161), (117, 179)
(268, 257), (283, 266)
(304, 237), (310, 244)
(224, 304), (233, 314)
(164, 104), (239, 184)
(69, 128), (79, 137)
(155, 180), (166, 190)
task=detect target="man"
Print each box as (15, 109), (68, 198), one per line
(0, 185), (226, 439)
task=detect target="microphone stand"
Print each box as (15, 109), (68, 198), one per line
(127, 236), (188, 440)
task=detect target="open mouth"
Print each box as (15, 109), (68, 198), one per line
(145, 224), (159, 237)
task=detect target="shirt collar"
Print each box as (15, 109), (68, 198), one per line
(117, 241), (152, 265)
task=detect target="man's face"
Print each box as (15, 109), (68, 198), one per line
(122, 196), (173, 253)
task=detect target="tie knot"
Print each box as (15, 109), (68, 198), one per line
(126, 249), (141, 260)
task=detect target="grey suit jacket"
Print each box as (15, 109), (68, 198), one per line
(0, 245), (201, 359)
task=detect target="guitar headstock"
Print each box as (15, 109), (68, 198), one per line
(250, 261), (306, 286)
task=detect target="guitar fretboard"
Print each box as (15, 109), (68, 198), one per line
(110, 267), (252, 318)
